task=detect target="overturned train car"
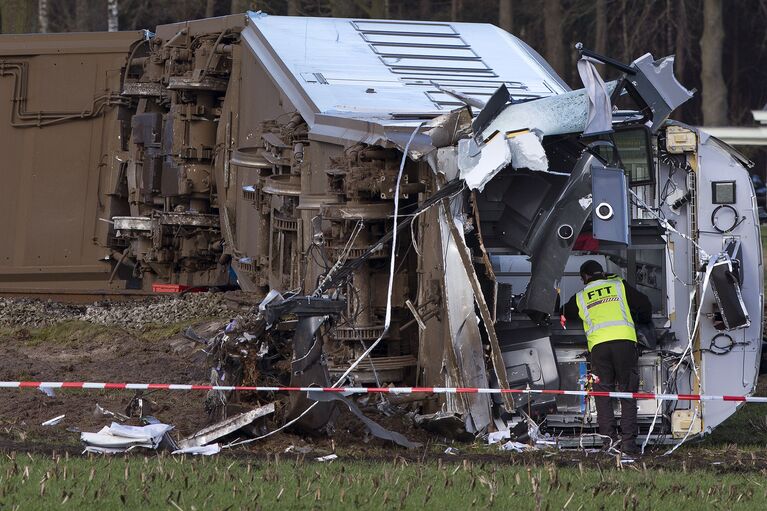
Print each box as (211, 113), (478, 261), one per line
(0, 13), (762, 444)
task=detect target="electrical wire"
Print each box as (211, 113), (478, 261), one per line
(331, 122), (425, 385)
(630, 187), (718, 454)
(698, 332), (749, 355)
(229, 124), (451, 449)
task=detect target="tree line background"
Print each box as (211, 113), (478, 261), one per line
(1, 1), (765, 153)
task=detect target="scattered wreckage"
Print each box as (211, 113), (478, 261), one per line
(0, 13), (762, 449)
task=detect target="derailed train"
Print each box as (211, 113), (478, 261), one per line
(0, 13), (762, 445)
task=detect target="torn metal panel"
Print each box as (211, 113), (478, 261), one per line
(710, 256), (750, 330)
(262, 296), (346, 430)
(471, 84), (511, 135)
(441, 197), (514, 412)
(433, 85), (486, 110)
(413, 412), (472, 441)
(424, 107), (473, 148)
(415, 204), (461, 415)
(178, 403), (275, 449)
(308, 392), (421, 449)
(517, 152), (597, 318)
(241, 15), (565, 159)
(289, 318), (337, 430)
(438, 192), (493, 433)
(491, 171), (570, 252)
(94, 403), (129, 422)
(628, 54), (694, 132)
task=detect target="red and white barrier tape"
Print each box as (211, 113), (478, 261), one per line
(1, 381), (765, 403)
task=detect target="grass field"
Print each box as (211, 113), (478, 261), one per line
(2, 452), (767, 511)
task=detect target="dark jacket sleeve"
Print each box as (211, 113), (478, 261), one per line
(563, 293), (581, 323)
(622, 280), (652, 324)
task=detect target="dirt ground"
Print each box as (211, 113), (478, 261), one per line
(2, 316), (767, 474)
(0, 321), (216, 447)
(0, 318), (433, 457)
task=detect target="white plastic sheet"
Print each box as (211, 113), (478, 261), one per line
(81, 422), (173, 453)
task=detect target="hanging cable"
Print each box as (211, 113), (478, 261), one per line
(332, 122), (425, 384)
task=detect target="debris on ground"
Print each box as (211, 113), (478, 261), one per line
(177, 404), (275, 450)
(499, 441), (532, 452)
(487, 430), (511, 444)
(38, 387), (55, 398)
(172, 443), (222, 456)
(94, 404), (129, 422)
(81, 422), (174, 454)
(41, 415), (65, 427)
(284, 445), (314, 454)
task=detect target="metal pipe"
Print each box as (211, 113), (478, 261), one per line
(164, 28), (188, 48)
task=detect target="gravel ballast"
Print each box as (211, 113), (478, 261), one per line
(0, 293), (232, 330)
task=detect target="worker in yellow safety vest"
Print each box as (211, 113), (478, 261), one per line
(563, 260), (651, 456)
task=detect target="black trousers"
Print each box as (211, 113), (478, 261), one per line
(590, 340), (639, 445)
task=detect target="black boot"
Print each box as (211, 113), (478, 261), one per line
(620, 439), (641, 457)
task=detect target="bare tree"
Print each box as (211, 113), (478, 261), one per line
(595, 0), (606, 56)
(0, 0), (35, 33)
(543, 0), (565, 76)
(499, 0), (512, 32)
(206, 0), (216, 17)
(107, 0), (119, 31)
(451, 0), (462, 21)
(75, 0), (89, 31)
(230, 0), (250, 14)
(700, 0), (728, 125)
(38, 0), (48, 33)
(419, 0), (431, 20)
(674, 0), (687, 87)
(288, 0), (300, 15)
(328, 0), (356, 17)
(369, 0), (388, 18)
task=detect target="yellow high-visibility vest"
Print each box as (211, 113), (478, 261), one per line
(576, 277), (637, 351)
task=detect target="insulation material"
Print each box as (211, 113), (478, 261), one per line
(508, 131), (548, 172)
(457, 131), (548, 192)
(457, 135), (512, 192)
